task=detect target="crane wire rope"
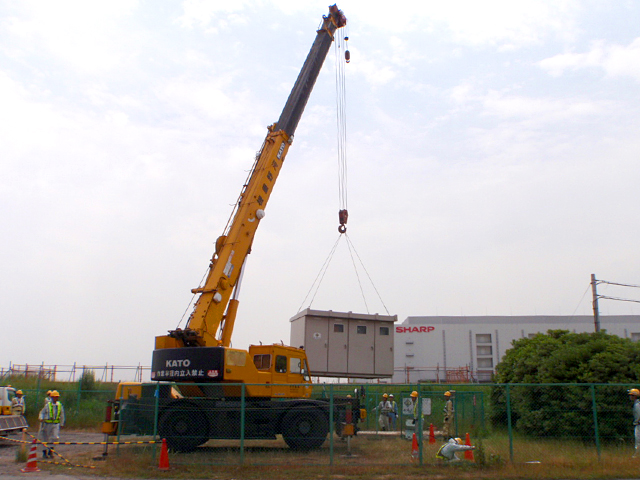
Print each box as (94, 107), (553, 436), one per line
(335, 29), (349, 232)
(298, 29), (390, 315)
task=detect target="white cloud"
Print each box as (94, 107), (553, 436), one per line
(481, 91), (599, 120)
(2, 0), (140, 74)
(348, 0), (580, 49)
(539, 38), (640, 80)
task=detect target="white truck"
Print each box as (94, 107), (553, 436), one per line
(0, 386), (28, 436)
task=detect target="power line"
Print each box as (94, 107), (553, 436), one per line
(597, 295), (640, 304)
(597, 280), (640, 289)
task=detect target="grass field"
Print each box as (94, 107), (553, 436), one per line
(30, 430), (634, 480)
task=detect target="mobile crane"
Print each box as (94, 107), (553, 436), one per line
(103, 5), (362, 452)
(0, 386), (28, 436)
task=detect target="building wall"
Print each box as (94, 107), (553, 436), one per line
(392, 315), (640, 383)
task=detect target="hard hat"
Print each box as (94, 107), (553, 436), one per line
(382, 393), (388, 398)
(629, 388), (640, 396)
(389, 394), (394, 397)
(346, 395), (352, 398)
(16, 390), (23, 395)
(444, 391), (451, 396)
(46, 390), (52, 395)
(455, 437), (463, 444)
(410, 391), (418, 398)
(50, 390), (60, 397)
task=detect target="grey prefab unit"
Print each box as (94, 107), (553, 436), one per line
(290, 308), (397, 378)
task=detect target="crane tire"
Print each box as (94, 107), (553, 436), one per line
(281, 407), (328, 450)
(158, 404), (209, 452)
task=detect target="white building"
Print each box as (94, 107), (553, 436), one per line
(392, 315), (640, 383)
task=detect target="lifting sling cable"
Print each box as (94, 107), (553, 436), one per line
(335, 30), (349, 233)
(344, 234), (391, 316)
(298, 233), (391, 315)
(297, 235), (343, 312)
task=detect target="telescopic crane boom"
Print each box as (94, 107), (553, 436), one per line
(157, 5), (347, 351)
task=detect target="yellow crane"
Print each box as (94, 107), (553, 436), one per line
(104, 5), (363, 452)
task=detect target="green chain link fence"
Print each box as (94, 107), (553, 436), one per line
(5, 381), (639, 466)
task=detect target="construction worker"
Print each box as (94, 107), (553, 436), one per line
(388, 394), (398, 431)
(435, 437), (475, 462)
(630, 388), (640, 456)
(39, 390), (64, 459)
(375, 393), (391, 431)
(44, 390), (52, 405)
(11, 389), (25, 415)
(442, 391), (454, 438)
(410, 390), (423, 430)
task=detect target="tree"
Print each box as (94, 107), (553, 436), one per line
(490, 330), (640, 440)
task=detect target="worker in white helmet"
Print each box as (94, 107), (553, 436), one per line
(388, 394), (398, 431)
(629, 388), (640, 456)
(435, 437), (475, 462)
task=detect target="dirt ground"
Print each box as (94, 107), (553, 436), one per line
(0, 429), (106, 478)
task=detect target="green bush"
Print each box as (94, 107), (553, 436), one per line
(491, 330), (640, 441)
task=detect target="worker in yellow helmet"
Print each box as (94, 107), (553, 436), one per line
(39, 390), (65, 459)
(375, 393), (391, 431)
(629, 388), (640, 456)
(442, 391), (454, 438)
(410, 390), (423, 427)
(11, 389), (25, 415)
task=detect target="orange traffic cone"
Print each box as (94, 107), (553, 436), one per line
(158, 438), (170, 471)
(21, 439), (40, 473)
(411, 432), (419, 460)
(464, 432), (474, 461)
(428, 423), (436, 444)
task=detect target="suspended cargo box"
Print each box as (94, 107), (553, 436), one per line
(290, 308), (397, 378)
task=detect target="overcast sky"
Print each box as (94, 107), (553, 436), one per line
(2, 0), (640, 373)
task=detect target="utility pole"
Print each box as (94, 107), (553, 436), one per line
(591, 273), (600, 333)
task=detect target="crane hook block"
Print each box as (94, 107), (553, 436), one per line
(338, 209), (348, 233)
(345, 50), (350, 63)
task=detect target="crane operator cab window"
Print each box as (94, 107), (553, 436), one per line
(275, 355), (287, 373)
(253, 354), (271, 370)
(290, 357), (311, 381)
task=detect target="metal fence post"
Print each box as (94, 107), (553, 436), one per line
(505, 384), (514, 463)
(240, 383), (245, 465)
(590, 384), (601, 460)
(418, 390), (423, 465)
(76, 367), (84, 413)
(453, 391), (459, 438)
(153, 383), (159, 462)
(329, 384), (334, 466)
